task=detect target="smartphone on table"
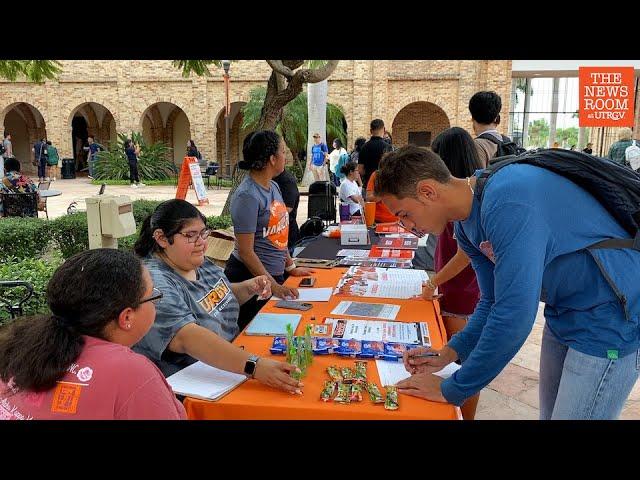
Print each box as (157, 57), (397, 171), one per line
(275, 300), (313, 311)
(298, 277), (316, 287)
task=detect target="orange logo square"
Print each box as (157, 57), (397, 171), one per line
(51, 382), (82, 415)
(579, 67), (636, 127)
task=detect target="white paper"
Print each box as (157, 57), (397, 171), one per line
(166, 361), (247, 401)
(336, 249), (370, 257)
(375, 360), (461, 387)
(330, 300), (400, 320)
(325, 318), (430, 345)
(334, 267), (427, 299)
(417, 234), (429, 247)
(271, 287), (333, 302)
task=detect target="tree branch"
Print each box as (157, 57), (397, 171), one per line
(303, 60), (339, 83)
(266, 60), (294, 78)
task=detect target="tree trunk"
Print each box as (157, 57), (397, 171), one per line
(302, 79), (328, 187)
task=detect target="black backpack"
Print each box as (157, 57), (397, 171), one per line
(0, 142), (5, 156)
(475, 148), (640, 251)
(298, 216), (325, 238)
(478, 132), (527, 158)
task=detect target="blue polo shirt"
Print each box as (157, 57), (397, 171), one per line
(441, 164), (640, 406)
(311, 143), (328, 166)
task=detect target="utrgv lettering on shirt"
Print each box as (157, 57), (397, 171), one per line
(262, 200), (289, 250)
(198, 277), (233, 314)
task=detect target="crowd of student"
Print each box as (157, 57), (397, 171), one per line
(1, 90), (639, 421)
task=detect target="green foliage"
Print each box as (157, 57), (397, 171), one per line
(48, 213), (90, 259)
(286, 164), (303, 183)
(94, 132), (176, 181)
(242, 86), (347, 158)
(206, 215), (232, 230)
(0, 60), (62, 83)
(555, 127), (579, 148)
(528, 118), (550, 148)
(0, 217), (51, 262)
(0, 253), (64, 324)
(131, 200), (164, 224)
(173, 60), (223, 78)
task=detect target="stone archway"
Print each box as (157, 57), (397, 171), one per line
(215, 102), (248, 175)
(68, 102), (118, 173)
(391, 101), (451, 148)
(2, 102), (47, 175)
(140, 102), (192, 167)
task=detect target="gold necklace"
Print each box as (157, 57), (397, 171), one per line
(466, 176), (475, 195)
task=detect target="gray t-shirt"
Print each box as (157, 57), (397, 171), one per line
(230, 175), (289, 276)
(133, 256), (240, 377)
(2, 139), (11, 158)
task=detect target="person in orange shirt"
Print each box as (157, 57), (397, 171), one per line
(366, 170), (398, 223)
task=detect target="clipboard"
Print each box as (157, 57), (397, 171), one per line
(244, 313), (302, 336)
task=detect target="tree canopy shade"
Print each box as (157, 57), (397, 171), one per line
(0, 60), (62, 83)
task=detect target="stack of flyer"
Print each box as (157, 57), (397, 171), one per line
(333, 266), (428, 299)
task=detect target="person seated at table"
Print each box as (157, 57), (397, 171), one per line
(133, 199), (303, 394)
(224, 130), (314, 326)
(338, 162), (365, 217)
(0, 249), (187, 419)
(0, 157), (42, 216)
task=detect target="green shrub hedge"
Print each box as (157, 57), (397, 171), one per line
(0, 217), (51, 262)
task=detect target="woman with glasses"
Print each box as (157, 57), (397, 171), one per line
(133, 199), (303, 394)
(225, 130), (314, 325)
(0, 249), (186, 419)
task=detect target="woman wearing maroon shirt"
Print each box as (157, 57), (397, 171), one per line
(424, 127), (484, 419)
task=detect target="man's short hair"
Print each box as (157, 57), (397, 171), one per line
(370, 119), (385, 131)
(618, 127), (633, 141)
(374, 145), (451, 199)
(469, 91), (502, 125)
(4, 157), (20, 172)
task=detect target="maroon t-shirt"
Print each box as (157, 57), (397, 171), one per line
(434, 222), (480, 315)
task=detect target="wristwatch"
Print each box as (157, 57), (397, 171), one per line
(425, 277), (437, 291)
(244, 354), (260, 378)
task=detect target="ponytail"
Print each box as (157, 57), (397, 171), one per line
(134, 215), (157, 257)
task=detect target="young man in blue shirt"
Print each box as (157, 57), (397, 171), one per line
(374, 145), (640, 419)
(309, 133), (328, 182)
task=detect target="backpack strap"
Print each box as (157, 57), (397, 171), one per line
(477, 132), (504, 146)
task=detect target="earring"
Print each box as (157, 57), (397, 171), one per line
(126, 323), (131, 330)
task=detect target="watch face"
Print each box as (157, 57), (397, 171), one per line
(244, 359), (257, 376)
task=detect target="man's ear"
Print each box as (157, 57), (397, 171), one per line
(416, 179), (438, 201)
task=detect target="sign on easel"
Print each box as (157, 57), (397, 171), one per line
(175, 156), (209, 205)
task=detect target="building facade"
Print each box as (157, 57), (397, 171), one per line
(0, 60), (512, 175)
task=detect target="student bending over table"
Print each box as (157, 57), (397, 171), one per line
(0, 249), (187, 419)
(133, 199), (302, 394)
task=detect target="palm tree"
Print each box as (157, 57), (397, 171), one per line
(0, 60), (62, 82)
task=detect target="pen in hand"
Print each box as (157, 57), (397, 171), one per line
(411, 352), (440, 358)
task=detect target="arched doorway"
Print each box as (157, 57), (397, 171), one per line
(2, 102), (47, 176)
(216, 102), (248, 175)
(140, 102), (191, 167)
(69, 102), (117, 173)
(392, 101), (451, 148)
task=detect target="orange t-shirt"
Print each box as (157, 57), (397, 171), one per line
(366, 171), (398, 223)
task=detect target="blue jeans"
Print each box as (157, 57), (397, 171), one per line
(539, 323), (639, 419)
(88, 154), (96, 177)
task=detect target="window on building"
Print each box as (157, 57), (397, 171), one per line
(408, 131), (431, 147)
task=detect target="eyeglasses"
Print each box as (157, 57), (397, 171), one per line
(396, 219), (426, 238)
(140, 287), (163, 305)
(176, 228), (212, 244)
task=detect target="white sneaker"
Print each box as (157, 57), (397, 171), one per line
(130, 184), (138, 188)
(137, 182), (146, 187)
(45, 177), (50, 181)
(52, 177), (56, 181)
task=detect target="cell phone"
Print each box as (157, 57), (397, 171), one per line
(298, 277), (316, 287)
(275, 300), (313, 311)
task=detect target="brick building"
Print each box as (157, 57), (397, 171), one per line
(0, 60), (512, 176)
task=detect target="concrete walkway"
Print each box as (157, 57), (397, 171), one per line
(40, 177), (639, 420)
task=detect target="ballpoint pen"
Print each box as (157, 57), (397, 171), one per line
(412, 352), (440, 358)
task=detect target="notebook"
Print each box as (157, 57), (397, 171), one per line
(166, 361), (247, 401)
(244, 313), (302, 336)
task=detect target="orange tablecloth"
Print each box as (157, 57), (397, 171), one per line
(183, 268), (462, 420)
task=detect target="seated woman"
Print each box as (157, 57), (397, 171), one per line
(224, 130), (314, 325)
(133, 199), (303, 393)
(338, 162), (366, 217)
(0, 249), (186, 420)
(0, 157), (41, 216)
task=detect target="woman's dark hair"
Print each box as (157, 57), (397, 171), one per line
(188, 140), (197, 149)
(124, 139), (132, 150)
(340, 161), (358, 176)
(333, 138), (343, 149)
(0, 249), (146, 392)
(354, 137), (367, 151)
(46, 141), (52, 146)
(431, 127), (483, 178)
(238, 130), (281, 170)
(134, 199), (207, 257)
(4, 157), (20, 172)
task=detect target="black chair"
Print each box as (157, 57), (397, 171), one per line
(1, 192), (39, 218)
(217, 164), (236, 189)
(0, 281), (34, 320)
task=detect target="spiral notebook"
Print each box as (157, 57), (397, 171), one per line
(244, 313), (302, 336)
(166, 361), (247, 401)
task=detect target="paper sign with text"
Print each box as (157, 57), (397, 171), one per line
(579, 67), (635, 127)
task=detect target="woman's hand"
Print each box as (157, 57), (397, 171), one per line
(272, 283), (299, 300)
(246, 275), (272, 300)
(422, 282), (437, 300)
(403, 346), (458, 375)
(253, 358), (303, 394)
(289, 267), (316, 277)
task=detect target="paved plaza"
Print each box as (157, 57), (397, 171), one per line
(39, 176), (640, 420)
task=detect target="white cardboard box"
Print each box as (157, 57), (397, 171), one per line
(340, 223), (369, 246)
